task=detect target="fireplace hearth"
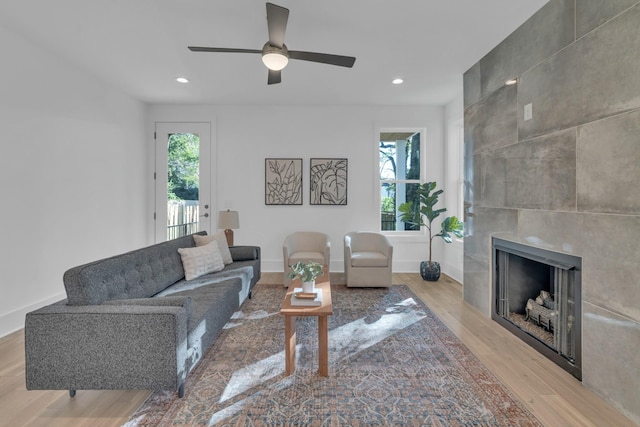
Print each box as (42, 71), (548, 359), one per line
(492, 237), (582, 380)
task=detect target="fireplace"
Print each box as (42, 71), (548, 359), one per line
(492, 237), (582, 380)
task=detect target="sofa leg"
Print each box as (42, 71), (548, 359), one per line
(69, 390), (76, 398)
(178, 384), (185, 398)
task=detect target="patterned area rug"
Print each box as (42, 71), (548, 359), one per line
(124, 284), (542, 426)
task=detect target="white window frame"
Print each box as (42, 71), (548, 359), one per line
(375, 127), (427, 237)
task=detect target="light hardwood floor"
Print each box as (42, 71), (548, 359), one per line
(0, 273), (636, 427)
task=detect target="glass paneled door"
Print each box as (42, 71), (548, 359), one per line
(155, 123), (212, 242)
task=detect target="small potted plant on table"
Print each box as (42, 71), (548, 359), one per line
(398, 181), (463, 281)
(287, 261), (324, 293)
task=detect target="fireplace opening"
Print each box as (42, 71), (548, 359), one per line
(492, 237), (582, 380)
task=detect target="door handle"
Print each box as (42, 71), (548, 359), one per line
(200, 213), (209, 218)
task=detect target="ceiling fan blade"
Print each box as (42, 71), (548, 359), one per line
(289, 51), (356, 68)
(188, 47), (262, 54)
(266, 2), (289, 48)
(268, 69), (282, 85)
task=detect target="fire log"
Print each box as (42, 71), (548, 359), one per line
(525, 298), (556, 331)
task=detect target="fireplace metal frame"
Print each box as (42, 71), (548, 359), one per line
(491, 237), (582, 380)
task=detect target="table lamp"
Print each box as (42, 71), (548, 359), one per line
(218, 210), (239, 246)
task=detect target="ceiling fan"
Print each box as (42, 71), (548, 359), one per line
(188, 2), (356, 85)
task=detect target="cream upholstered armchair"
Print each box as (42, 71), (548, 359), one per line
(283, 232), (331, 287)
(344, 232), (393, 287)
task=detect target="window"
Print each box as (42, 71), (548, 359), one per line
(378, 129), (425, 232)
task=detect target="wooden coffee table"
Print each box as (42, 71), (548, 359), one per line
(279, 269), (332, 376)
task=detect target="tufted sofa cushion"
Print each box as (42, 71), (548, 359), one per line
(64, 233), (203, 306)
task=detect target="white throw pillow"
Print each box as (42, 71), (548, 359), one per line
(178, 241), (225, 281)
(193, 231), (233, 265)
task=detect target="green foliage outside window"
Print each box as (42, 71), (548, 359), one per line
(168, 133), (199, 200)
(381, 196), (395, 212)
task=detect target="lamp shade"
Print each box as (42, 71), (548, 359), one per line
(218, 210), (239, 230)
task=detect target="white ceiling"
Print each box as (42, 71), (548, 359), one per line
(0, 0), (547, 106)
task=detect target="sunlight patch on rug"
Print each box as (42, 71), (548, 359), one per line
(219, 296), (425, 404)
(207, 399), (248, 425)
(330, 297), (426, 358)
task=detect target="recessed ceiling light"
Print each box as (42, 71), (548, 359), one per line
(176, 77), (190, 84)
(505, 78), (517, 85)
(392, 78), (404, 85)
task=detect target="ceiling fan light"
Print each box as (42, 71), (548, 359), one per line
(262, 52), (289, 71)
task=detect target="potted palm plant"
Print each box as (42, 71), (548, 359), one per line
(398, 181), (463, 281)
(287, 261), (324, 292)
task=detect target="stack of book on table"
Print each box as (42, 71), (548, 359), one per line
(290, 288), (323, 306)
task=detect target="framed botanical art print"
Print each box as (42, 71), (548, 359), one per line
(310, 158), (347, 205)
(265, 158), (303, 205)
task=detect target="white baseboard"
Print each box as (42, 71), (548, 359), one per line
(392, 260), (422, 273)
(0, 293), (66, 338)
(442, 262), (463, 284)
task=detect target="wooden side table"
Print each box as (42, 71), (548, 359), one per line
(279, 271), (332, 376)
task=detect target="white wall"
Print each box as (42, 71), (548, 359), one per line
(148, 104), (452, 275)
(443, 92), (465, 283)
(0, 25), (148, 337)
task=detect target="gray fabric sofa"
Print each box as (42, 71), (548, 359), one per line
(24, 232), (260, 398)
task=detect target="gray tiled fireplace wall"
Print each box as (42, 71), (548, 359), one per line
(463, 0), (640, 423)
